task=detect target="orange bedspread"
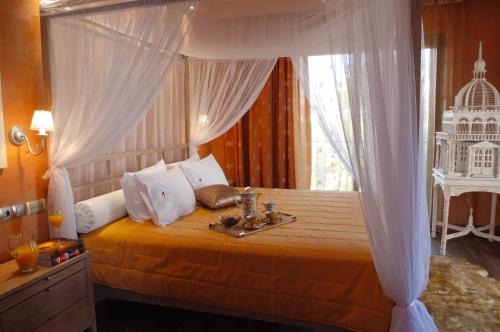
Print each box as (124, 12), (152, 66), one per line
(81, 189), (392, 331)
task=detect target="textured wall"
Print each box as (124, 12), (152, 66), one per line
(0, 0), (49, 263)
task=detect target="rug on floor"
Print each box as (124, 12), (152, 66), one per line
(421, 255), (500, 332)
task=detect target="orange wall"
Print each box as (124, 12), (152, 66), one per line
(460, 0), (500, 226)
(0, 1), (50, 263)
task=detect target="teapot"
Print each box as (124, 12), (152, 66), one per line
(235, 187), (260, 221)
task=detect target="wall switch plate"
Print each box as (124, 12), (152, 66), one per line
(0, 199), (46, 221)
(26, 199), (46, 215)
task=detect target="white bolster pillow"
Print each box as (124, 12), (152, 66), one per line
(75, 190), (127, 233)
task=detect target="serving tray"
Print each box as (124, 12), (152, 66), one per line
(208, 212), (296, 238)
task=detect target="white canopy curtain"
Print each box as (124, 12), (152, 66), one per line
(47, 0), (197, 239)
(187, 58), (276, 148)
(323, 0), (436, 331)
(69, 60), (187, 203)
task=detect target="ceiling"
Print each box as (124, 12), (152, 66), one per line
(40, 0), (324, 17)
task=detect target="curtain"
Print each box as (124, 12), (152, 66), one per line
(187, 58), (276, 148)
(323, 0), (437, 331)
(47, 2), (197, 239)
(183, 5), (330, 59)
(69, 60), (187, 203)
(292, 56), (353, 175)
(199, 58), (311, 189)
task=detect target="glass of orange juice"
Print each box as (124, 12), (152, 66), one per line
(48, 209), (64, 243)
(8, 227), (39, 273)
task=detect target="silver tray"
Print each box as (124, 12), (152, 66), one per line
(208, 212), (296, 238)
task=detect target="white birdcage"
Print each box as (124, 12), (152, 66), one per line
(431, 42), (500, 255)
(434, 42), (500, 177)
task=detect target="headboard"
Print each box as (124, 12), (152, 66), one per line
(68, 143), (189, 203)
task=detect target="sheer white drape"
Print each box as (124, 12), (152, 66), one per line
(188, 58), (276, 148)
(323, 0), (436, 331)
(47, 2), (196, 238)
(69, 60), (187, 203)
(184, 4), (329, 59)
(292, 56), (352, 175)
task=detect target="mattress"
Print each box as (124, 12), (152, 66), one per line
(81, 188), (392, 331)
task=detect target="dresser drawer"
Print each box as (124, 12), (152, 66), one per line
(34, 298), (91, 332)
(0, 269), (88, 332)
(0, 259), (86, 312)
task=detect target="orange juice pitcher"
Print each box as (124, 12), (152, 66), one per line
(8, 227), (39, 273)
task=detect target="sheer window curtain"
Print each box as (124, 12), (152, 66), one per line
(324, 0), (437, 331)
(292, 56), (353, 176)
(47, 1), (197, 239)
(187, 58), (276, 149)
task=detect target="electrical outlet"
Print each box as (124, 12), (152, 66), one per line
(0, 199), (46, 221)
(0, 206), (14, 221)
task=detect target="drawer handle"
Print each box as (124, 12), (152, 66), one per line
(45, 276), (52, 281)
(46, 287), (53, 292)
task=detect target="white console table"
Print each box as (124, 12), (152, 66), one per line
(431, 169), (500, 255)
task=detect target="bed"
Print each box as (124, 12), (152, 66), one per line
(80, 187), (392, 332)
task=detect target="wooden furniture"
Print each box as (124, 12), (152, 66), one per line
(0, 252), (96, 332)
(431, 43), (500, 255)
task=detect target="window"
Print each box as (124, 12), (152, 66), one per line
(456, 118), (469, 134)
(474, 149), (483, 168)
(484, 149), (493, 169)
(420, 47), (437, 205)
(310, 112), (353, 191)
(308, 55), (353, 191)
(471, 118), (483, 135)
(485, 118), (497, 135)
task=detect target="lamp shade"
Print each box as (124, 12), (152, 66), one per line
(30, 110), (54, 135)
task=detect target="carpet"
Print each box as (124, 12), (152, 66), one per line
(421, 256), (500, 332)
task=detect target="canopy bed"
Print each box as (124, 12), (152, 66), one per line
(42, 0), (436, 331)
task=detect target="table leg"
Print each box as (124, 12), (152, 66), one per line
(440, 194), (450, 255)
(431, 185), (438, 238)
(490, 193), (497, 242)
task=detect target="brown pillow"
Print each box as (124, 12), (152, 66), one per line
(194, 185), (239, 209)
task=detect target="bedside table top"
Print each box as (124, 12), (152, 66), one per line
(0, 251), (90, 301)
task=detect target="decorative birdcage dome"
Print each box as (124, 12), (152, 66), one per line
(454, 42), (500, 111)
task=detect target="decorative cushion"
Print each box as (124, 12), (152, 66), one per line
(75, 190), (127, 233)
(134, 167), (196, 227)
(180, 154), (228, 190)
(120, 160), (166, 222)
(194, 185), (239, 209)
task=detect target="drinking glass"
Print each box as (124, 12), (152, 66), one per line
(48, 209), (64, 243)
(8, 227), (39, 273)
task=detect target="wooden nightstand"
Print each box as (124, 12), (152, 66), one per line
(0, 251), (96, 332)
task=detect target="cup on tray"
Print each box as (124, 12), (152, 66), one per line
(262, 201), (279, 224)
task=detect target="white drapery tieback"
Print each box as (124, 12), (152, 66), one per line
(44, 166), (79, 239)
(390, 300), (436, 332)
(42, 166), (59, 180)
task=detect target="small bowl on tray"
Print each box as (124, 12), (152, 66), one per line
(218, 215), (242, 228)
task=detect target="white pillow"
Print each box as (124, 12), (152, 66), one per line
(135, 167), (196, 227)
(180, 154), (228, 190)
(120, 160), (166, 222)
(166, 153), (200, 170)
(75, 190), (127, 233)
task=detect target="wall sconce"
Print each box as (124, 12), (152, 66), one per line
(9, 110), (54, 156)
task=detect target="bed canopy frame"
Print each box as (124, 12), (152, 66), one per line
(42, 0), (435, 331)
